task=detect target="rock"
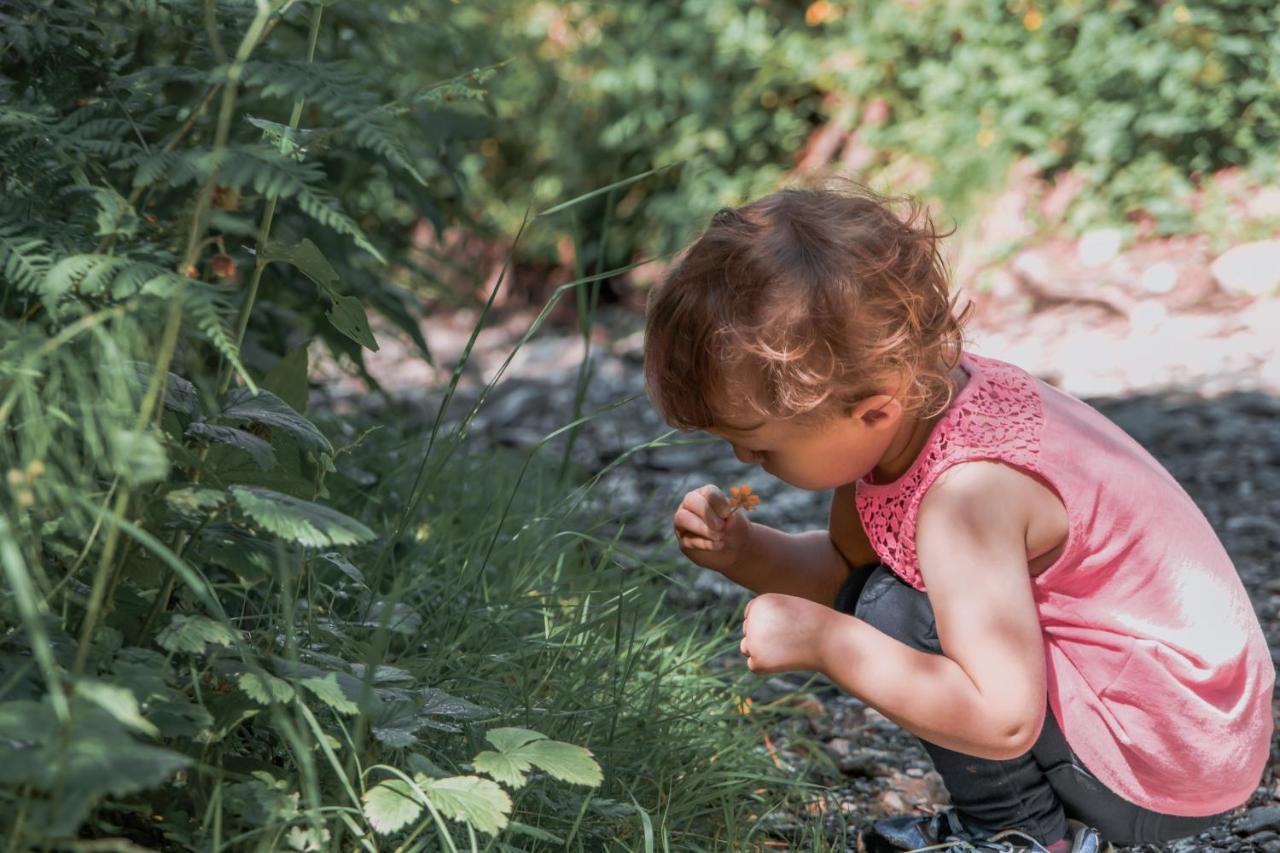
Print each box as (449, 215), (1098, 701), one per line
(1210, 240), (1280, 296)
(1140, 261), (1179, 294)
(873, 789), (910, 815)
(1011, 250), (1051, 288)
(1077, 228), (1124, 267)
(1235, 806), (1280, 836)
(1246, 830), (1280, 845)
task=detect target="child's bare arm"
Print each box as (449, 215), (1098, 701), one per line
(813, 463), (1049, 758)
(674, 484), (850, 603)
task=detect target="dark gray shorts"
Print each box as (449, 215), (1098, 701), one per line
(835, 563), (1236, 846)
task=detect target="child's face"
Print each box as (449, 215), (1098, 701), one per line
(707, 397), (904, 491)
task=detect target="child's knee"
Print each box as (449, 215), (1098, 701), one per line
(852, 565), (943, 655)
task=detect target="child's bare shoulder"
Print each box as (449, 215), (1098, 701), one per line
(919, 461), (1069, 568)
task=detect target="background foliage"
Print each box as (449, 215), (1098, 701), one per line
(452, 0), (1280, 268)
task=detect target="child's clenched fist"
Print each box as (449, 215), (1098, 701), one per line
(739, 593), (835, 674)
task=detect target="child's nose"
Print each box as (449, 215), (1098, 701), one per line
(731, 444), (761, 465)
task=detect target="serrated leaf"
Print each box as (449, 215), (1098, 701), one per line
(74, 680), (158, 737)
(239, 671), (296, 705)
(473, 749), (531, 789)
(362, 779), (423, 835)
(479, 728), (602, 788)
(418, 775), (511, 836)
(156, 614), (239, 655)
(230, 486), (375, 547)
(185, 422), (276, 470)
(518, 738), (602, 787)
(300, 674), (358, 715)
(219, 388), (332, 454)
(326, 293), (379, 351)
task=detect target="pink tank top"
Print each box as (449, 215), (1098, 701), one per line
(856, 353), (1274, 816)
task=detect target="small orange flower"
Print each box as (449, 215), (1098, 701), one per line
(1023, 8), (1043, 31)
(210, 254), (237, 279)
(733, 694), (754, 715)
(728, 484), (761, 513)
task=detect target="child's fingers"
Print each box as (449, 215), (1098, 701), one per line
(673, 507), (722, 543)
(695, 484), (732, 523)
(680, 535), (722, 552)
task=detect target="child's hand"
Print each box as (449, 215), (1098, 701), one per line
(740, 593), (835, 674)
(673, 484), (753, 573)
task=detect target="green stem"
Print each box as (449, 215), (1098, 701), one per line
(217, 3), (324, 396)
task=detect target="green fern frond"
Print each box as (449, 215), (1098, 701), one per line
(242, 61), (426, 185)
(0, 235), (49, 292)
(184, 282), (256, 391)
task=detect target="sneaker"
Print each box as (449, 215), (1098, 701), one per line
(858, 808), (1116, 853)
(857, 807), (976, 852)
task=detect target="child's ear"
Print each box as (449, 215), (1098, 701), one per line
(851, 394), (903, 430)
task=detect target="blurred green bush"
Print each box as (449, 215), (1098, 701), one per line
(447, 0), (1280, 268)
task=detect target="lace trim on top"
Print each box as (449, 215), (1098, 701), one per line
(855, 354), (1045, 589)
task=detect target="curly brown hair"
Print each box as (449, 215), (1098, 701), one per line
(644, 181), (969, 430)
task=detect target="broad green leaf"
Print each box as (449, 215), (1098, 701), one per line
(371, 701), (424, 748)
(261, 346), (310, 413)
(300, 674), (358, 715)
(260, 238), (340, 297)
(109, 427), (168, 486)
(128, 362), (199, 417)
(239, 671), (296, 705)
(0, 699), (191, 834)
(326, 293), (379, 352)
(362, 779), (423, 835)
(517, 738), (602, 787)
(156, 614), (240, 655)
(219, 388), (332, 454)
(231, 486), (376, 547)
(74, 680), (158, 737)
(418, 774), (511, 836)
(165, 487), (227, 517)
(479, 728), (602, 788)
(472, 748), (530, 789)
(185, 422), (276, 470)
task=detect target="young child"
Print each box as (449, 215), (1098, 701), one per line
(643, 186), (1275, 853)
